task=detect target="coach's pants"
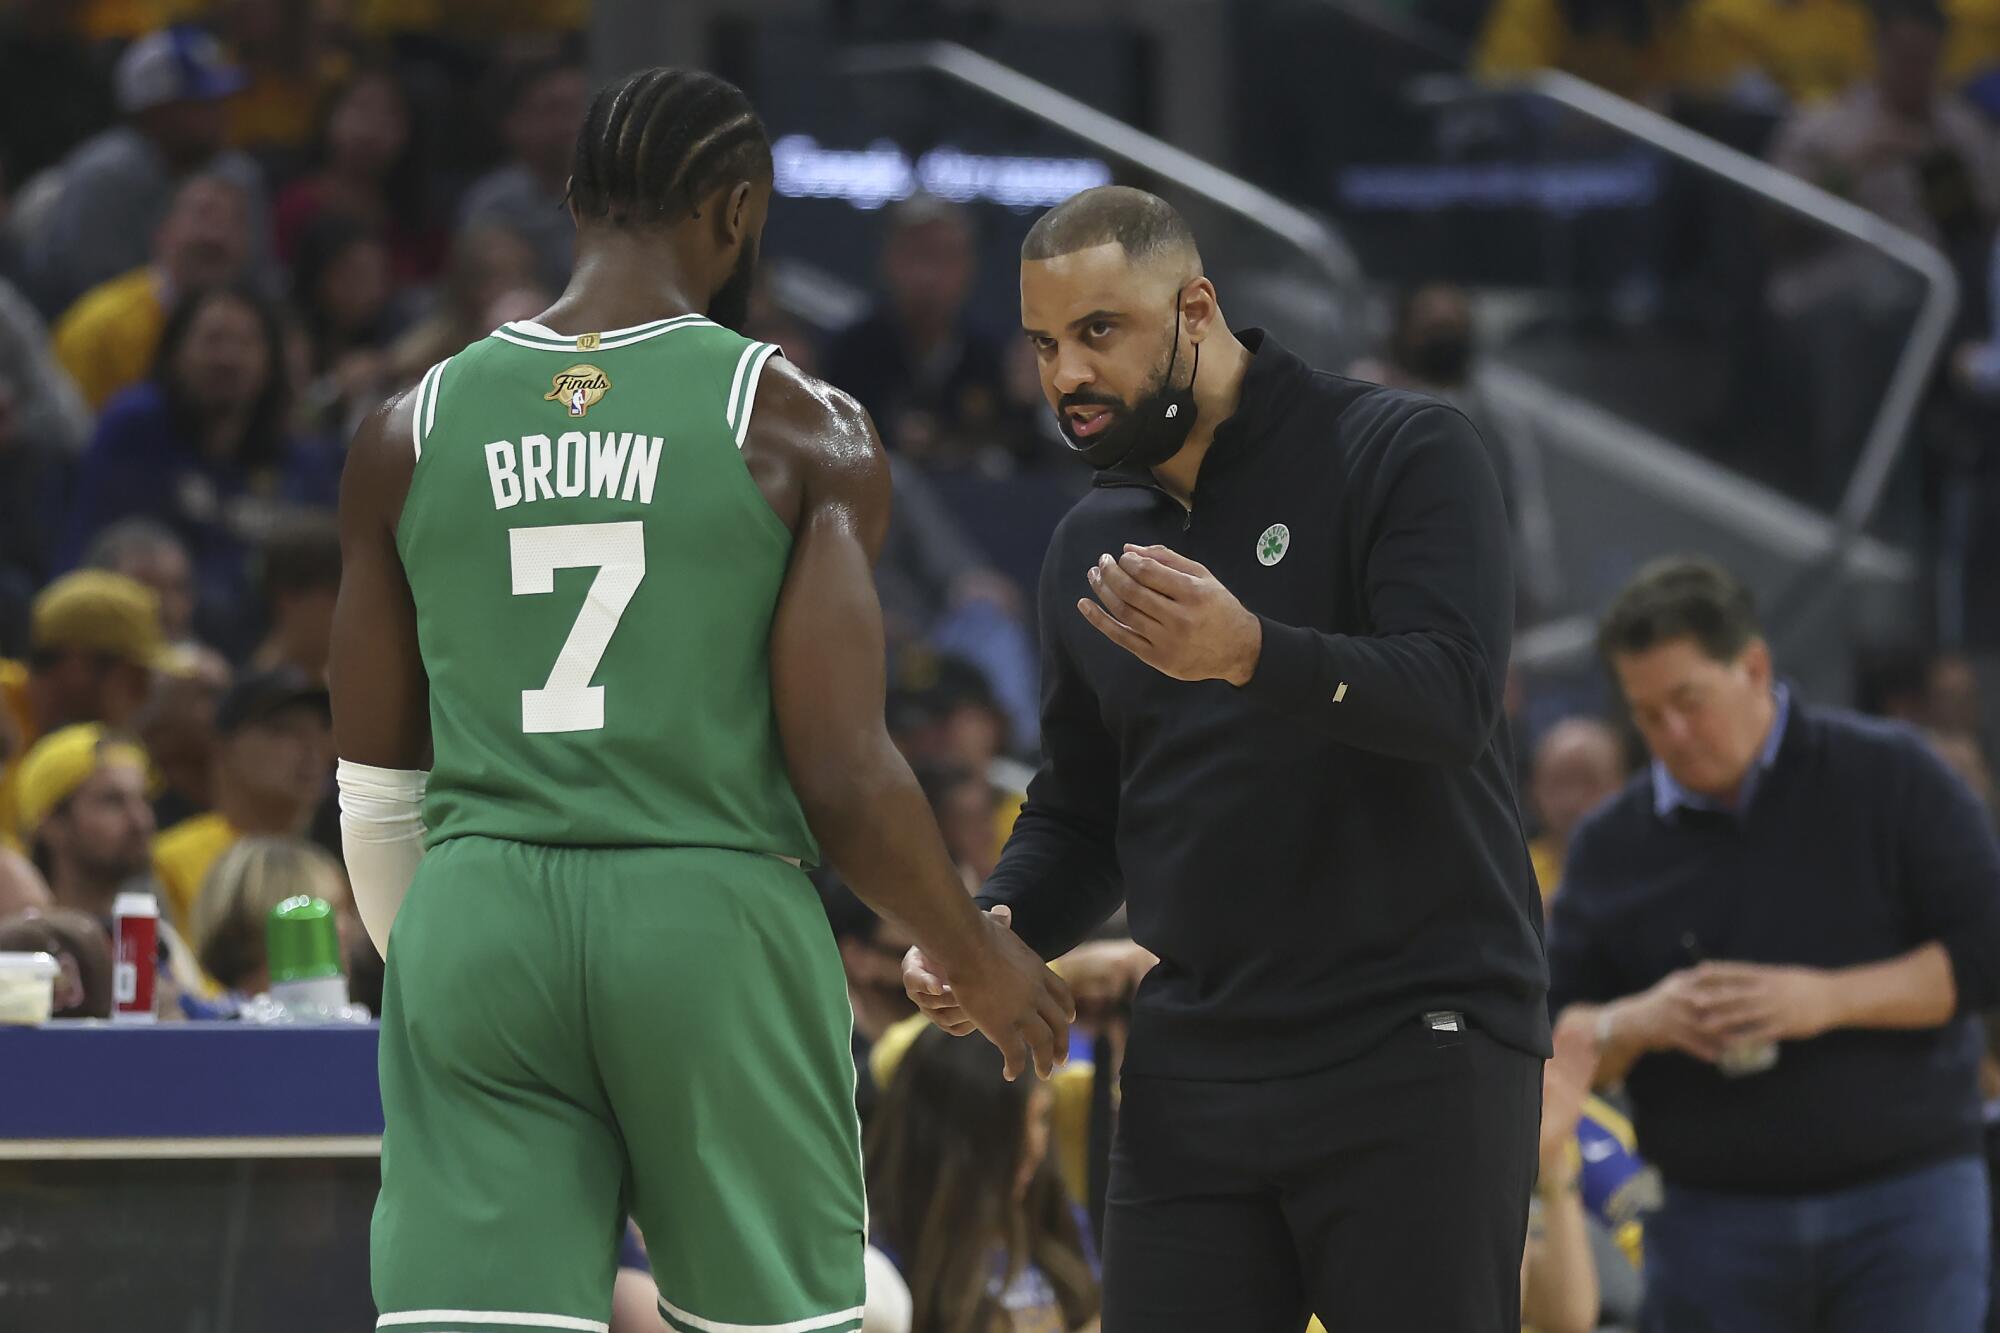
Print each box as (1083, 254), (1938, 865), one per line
(1100, 1015), (1541, 1332)
(1642, 1154), (1991, 1333)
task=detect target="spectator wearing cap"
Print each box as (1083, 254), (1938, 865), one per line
(0, 571), (169, 851)
(1550, 558), (2000, 1331)
(457, 59), (588, 296)
(53, 170), (254, 412)
(15, 724), (156, 927)
(824, 195), (1013, 465)
(153, 669), (331, 932)
(24, 24), (266, 318)
(1527, 717), (1627, 907)
(86, 519), (198, 647)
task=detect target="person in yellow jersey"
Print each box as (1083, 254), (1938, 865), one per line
(153, 667), (331, 934)
(0, 572), (170, 851)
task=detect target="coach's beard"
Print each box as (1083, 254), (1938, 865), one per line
(1058, 314), (1200, 472)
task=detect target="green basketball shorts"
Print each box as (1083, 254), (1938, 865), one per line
(371, 838), (866, 1333)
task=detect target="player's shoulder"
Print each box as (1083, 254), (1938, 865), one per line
(743, 356), (884, 476)
(752, 355), (874, 438)
(337, 381), (428, 531)
(348, 382), (423, 468)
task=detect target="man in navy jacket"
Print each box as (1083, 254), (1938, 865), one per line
(1552, 556), (2000, 1332)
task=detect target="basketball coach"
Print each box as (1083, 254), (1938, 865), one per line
(903, 186), (1550, 1331)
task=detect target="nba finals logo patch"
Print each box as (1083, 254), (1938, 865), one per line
(546, 365), (610, 417)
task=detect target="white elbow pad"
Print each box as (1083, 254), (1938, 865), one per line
(337, 759), (428, 957)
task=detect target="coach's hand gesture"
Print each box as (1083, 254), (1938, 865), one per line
(904, 906), (1076, 1082)
(1079, 545), (1263, 686)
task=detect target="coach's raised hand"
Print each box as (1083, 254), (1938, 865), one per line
(904, 906), (1075, 1081)
(1079, 544), (1264, 685)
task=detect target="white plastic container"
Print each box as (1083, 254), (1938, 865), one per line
(0, 952), (61, 1025)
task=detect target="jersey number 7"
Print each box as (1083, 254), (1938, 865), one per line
(508, 521), (646, 734)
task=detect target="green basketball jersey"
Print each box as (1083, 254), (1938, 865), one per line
(395, 313), (817, 862)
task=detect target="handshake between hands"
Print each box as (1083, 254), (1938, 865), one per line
(901, 905), (1159, 1082)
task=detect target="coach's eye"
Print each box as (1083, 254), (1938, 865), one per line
(1030, 336), (1056, 354)
(1087, 321), (1114, 340)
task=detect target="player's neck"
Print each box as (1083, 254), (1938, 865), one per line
(535, 236), (711, 336)
(1150, 325), (1251, 504)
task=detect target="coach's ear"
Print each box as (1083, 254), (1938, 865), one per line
(1180, 275), (1221, 344)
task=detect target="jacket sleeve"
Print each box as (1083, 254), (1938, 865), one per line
(1237, 404), (1512, 766)
(975, 542), (1124, 960)
(1896, 734), (2000, 1013)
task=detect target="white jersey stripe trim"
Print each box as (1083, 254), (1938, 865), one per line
(656, 1295), (866, 1333)
(496, 314), (711, 348)
(409, 362), (443, 460)
(733, 344), (783, 450)
(488, 319), (711, 352)
(422, 356), (451, 442)
(723, 342), (761, 434)
(377, 1311), (608, 1332)
(507, 313), (712, 341)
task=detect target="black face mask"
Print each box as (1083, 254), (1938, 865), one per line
(707, 238), (759, 332)
(1405, 330), (1473, 386)
(1057, 305), (1201, 471)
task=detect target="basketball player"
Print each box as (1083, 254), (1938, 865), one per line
(329, 69), (1072, 1333)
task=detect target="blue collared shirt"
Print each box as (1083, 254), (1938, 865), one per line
(1652, 684), (1791, 820)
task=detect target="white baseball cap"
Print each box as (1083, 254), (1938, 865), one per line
(115, 25), (248, 115)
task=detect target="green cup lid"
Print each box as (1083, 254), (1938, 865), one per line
(267, 895), (342, 983)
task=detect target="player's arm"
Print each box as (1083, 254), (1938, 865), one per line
(753, 362), (1073, 1081)
(328, 391), (431, 956)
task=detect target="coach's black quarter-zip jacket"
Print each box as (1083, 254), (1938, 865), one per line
(977, 329), (1552, 1081)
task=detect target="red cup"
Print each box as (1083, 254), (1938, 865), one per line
(112, 891), (158, 1023)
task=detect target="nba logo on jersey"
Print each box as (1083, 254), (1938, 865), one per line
(545, 364), (611, 417)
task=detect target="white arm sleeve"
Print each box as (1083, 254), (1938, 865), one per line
(337, 759), (428, 957)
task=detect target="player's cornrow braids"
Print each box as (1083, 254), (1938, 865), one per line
(568, 67), (771, 227)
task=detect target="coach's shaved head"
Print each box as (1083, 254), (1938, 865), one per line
(1021, 186), (1202, 278)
